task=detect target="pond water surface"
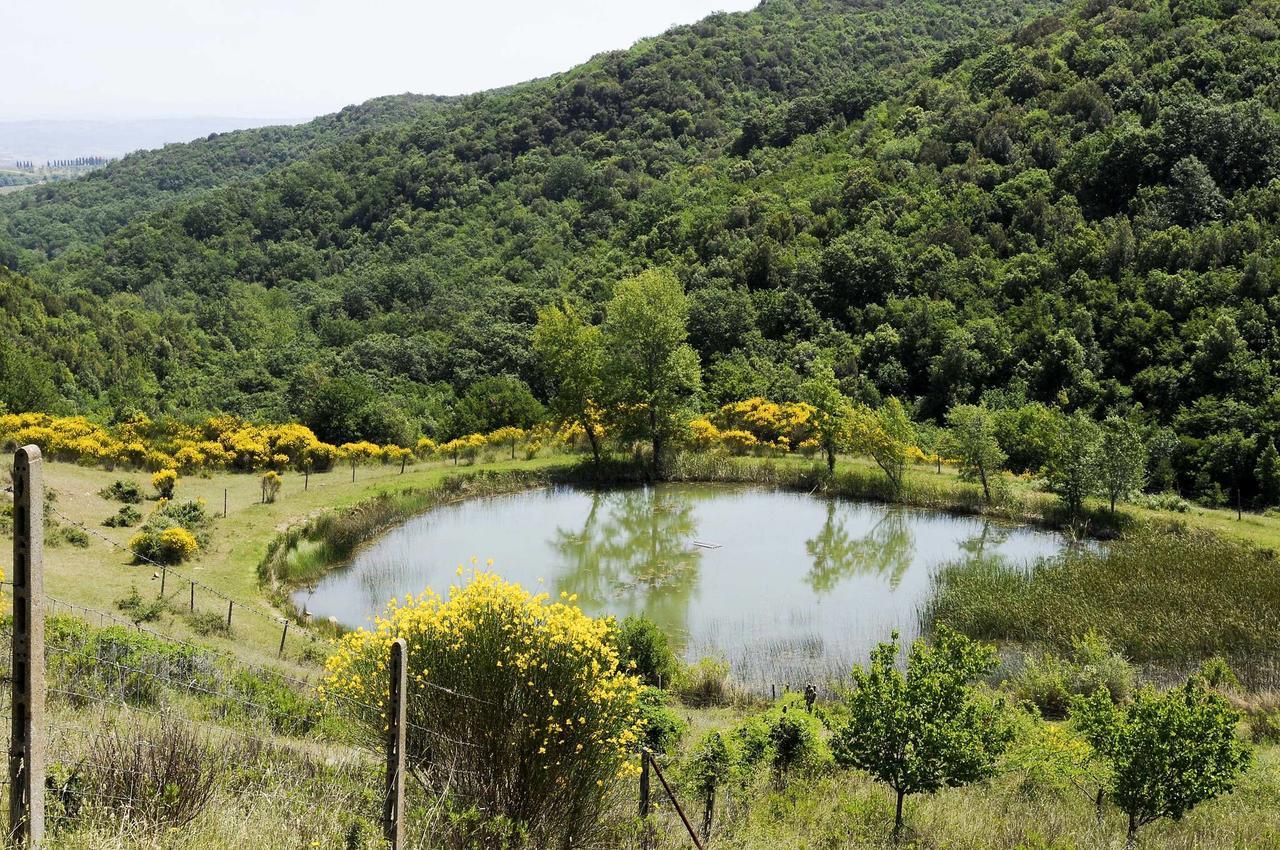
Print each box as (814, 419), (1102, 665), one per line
(295, 484), (1073, 687)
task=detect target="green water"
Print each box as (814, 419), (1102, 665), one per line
(295, 484), (1073, 687)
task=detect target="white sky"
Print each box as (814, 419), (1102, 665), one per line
(4, 0), (759, 121)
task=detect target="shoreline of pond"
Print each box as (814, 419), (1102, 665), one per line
(257, 454), (1135, 635)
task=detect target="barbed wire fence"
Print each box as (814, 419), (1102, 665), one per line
(3, 445), (460, 849)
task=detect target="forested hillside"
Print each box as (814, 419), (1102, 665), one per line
(0, 94), (447, 260)
(3, 0), (1280, 503)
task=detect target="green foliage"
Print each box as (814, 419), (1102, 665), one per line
(533, 302), (605, 462)
(614, 615), (678, 688)
(1, 0), (1279, 508)
(99, 479), (143, 504)
(1046, 412), (1101, 516)
(799, 360), (854, 473)
(451, 376), (544, 437)
(636, 686), (686, 755)
(944, 404), (1007, 503)
(1097, 416), (1147, 513)
(116, 585), (168, 625)
(685, 730), (735, 839)
(929, 529), (1280, 678)
(833, 627), (1014, 838)
(1072, 679), (1252, 845)
(603, 269), (701, 473)
(677, 656), (732, 708)
(1256, 439), (1280, 509)
(102, 504), (142, 528)
(1008, 631), (1135, 719)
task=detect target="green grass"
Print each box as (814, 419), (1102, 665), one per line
(926, 528), (1280, 686)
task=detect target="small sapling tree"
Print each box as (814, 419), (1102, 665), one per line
(1072, 678), (1252, 848)
(1097, 416), (1147, 513)
(799, 360), (854, 473)
(1047, 412), (1101, 515)
(943, 404), (1006, 503)
(833, 627), (1014, 841)
(685, 730), (734, 840)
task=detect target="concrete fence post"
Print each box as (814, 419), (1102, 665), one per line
(9, 446), (46, 848)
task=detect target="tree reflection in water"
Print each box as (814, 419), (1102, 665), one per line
(805, 501), (915, 593)
(551, 487), (702, 639)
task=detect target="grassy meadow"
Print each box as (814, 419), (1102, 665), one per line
(7, 448), (1280, 848)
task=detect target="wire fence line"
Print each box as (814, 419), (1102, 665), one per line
(6, 446), (432, 847)
(46, 504), (298, 632)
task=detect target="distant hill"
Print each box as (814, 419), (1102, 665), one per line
(0, 94), (449, 256)
(0, 116), (295, 166)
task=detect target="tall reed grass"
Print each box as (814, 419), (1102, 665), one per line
(925, 528), (1280, 686)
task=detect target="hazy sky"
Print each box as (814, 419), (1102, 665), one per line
(5, 0), (759, 121)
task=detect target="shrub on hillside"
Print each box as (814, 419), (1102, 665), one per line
(84, 723), (220, 829)
(103, 504), (142, 527)
(129, 526), (198, 564)
(99, 479), (143, 504)
(151, 468), (177, 499)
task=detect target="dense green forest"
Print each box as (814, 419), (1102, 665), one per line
(0, 94), (447, 260)
(2, 0), (1280, 505)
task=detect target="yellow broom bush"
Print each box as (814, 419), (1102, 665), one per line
(323, 570), (642, 846)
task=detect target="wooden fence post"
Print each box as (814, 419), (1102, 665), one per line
(277, 621), (289, 657)
(384, 638), (408, 848)
(225, 599), (233, 629)
(648, 751), (705, 850)
(189, 580), (195, 612)
(9, 446), (46, 848)
(639, 748), (652, 850)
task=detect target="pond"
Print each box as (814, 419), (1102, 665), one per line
(294, 484), (1074, 688)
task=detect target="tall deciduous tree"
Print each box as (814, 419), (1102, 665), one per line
(1097, 416), (1148, 513)
(799, 360), (854, 473)
(943, 404), (1006, 503)
(1072, 679), (1251, 848)
(602, 269), (701, 474)
(833, 627), (1013, 841)
(533, 302), (605, 464)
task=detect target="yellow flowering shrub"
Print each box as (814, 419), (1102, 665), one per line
(261, 471), (282, 503)
(438, 433), (487, 465)
(324, 571), (642, 845)
(688, 417), (722, 452)
(151, 468), (178, 499)
(129, 526), (198, 564)
(711, 397), (816, 449)
(414, 437), (438, 459)
(0, 412), (342, 473)
(486, 426), (526, 460)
